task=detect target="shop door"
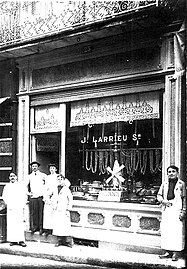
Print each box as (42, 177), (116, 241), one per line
(32, 133), (60, 175)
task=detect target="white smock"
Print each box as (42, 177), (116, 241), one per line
(43, 173), (58, 229)
(2, 181), (27, 242)
(157, 179), (186, 251)
(52, 185), (73, 236)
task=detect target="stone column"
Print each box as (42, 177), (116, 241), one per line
(18, 95), (30, 181)
(163, 74), (185, 180)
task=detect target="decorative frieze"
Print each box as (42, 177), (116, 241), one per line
(70, 211), (80, 223)
(139, 216), (160, 231)
(88, 213), (104, 225)
(71, 202), (161, 251)
(112, 214), (131, 228)
(31, 104), (62, 133)
(71, 92), (160, 127)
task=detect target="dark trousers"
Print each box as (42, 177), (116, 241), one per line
(29, 197), (44, 232)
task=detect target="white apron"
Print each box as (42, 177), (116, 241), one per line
(161, 200), (185, 251)
(6, 207), (25, 242)
(43, 203), (54, 229)
(52, 186), (73, 236)
(43, 174), (58, 229)
(158, 179), (186, 251)
(2, 182), (27, 242)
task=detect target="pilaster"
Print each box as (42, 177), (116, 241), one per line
(163, 74), (184, 179)
(18, 95), (30, 182)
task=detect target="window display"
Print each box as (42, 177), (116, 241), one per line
(66, 93), (162, 204)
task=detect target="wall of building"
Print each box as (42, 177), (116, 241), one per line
(0, 60), (18, 199)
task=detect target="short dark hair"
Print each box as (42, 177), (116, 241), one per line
(57, 174), (65, 179)
(167, 165), (179, 173)
(9, 170), (16, 176)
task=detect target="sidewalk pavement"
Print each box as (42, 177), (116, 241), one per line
(0, 241), (185, 269)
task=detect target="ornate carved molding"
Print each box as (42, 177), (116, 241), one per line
(139, 216), (160, 231)
(88, 213), (104, 225)
(112, 214), (131, 228)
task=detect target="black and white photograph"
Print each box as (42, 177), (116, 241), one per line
(0, 0), (186, 268)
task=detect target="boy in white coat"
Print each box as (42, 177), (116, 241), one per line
(52, 174), (73, 247)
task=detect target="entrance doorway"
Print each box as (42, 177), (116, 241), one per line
(31, 133), (60, 175)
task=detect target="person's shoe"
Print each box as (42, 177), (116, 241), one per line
(43, 232), (49, 237)
(172, 252), (179, 261)
(159, 252), (172, 259)
(9, 242), (17, 246)
(31, 229), (37, 234)
(65, 237), (74, 248)
(65, 244), (73, 248)
(54, 243), (62, 247)
(65, 241), (74, 248)
(19, 241), (27, 247)
(39, 229), (43, 235)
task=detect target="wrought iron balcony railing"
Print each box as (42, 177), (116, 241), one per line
(0, 1), (160, 47)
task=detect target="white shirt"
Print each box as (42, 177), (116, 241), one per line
(27, 171), (46, 198)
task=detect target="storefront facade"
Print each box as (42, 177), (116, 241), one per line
(16, 7), (185, 253)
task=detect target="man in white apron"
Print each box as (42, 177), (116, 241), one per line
(157, 165), (186, 261)
(2, 172), (27, 247)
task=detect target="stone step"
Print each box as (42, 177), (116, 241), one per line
(25, 231), (98, 247)
(25, 231), (58, 244)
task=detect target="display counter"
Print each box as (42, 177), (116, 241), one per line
(70, 200), (162, 254)
(71, 180), (160, 204)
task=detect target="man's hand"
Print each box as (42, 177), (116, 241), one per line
(161, 200), (172, 207)
(179, 211), (185, 221)
(27, 192), (33, 197)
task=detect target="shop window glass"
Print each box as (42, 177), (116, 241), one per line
(0, 104), (12, 138)
(66, 96), (162, 204)
(0, 171), (10, 183)
(0, 126), (12, 138)
(0, 104), (11, 123)
(0, 103), (13, 198)
(32, 133), (60, 175)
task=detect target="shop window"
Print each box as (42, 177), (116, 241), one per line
(0, 171), (11, 183)
(0, 104), (11, 123)
(0, 126), (12, 138)
(0, 102), (13, 199)
(66, 92), (162, 204)
(0, 104), (12, 138)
